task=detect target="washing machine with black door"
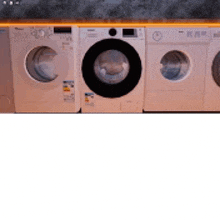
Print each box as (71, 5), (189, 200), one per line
(79, 27), (145, 113)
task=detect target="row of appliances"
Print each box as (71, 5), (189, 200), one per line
(1, 25), (220, 113)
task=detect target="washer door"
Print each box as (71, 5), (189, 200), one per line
(82, 39), (142, 98)
(26, 46), (59, 83)
(212, 51), (220, 87)
(160, 50), (190, 81)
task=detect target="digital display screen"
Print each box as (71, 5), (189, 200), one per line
(123, 29), (134, 36)
(54, 27), (72, 34)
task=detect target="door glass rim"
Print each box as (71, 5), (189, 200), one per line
(160, 50), (190, 81)
(26, 46), (58, 83)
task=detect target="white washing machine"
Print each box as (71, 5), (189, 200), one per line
(79, 27), (145, 113)
(204, 28), (220, 111)
(10, 25), (80, 113)
(144, 28), (210, 111)
(0, 27), (15, 113)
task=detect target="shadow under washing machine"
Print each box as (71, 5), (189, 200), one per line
(144, 28), (210, 112)
(0, 27), (15, 113)
(10, 25), (80, 113)
(80, 27), (145, 113)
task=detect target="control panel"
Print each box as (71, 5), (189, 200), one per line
(30, 27), (53, 39)
(28, 26), (73, 42)
(211, 29), (220, 40)
(81, 28), (144, 40)
(147, 28), (211, 43)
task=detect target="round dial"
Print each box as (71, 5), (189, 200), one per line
(38, 30), (45, 37)
(153, 31), (163, 41)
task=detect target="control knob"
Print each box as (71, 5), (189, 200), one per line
(38, 30), (45, 37)
(153, 31), (163, 41)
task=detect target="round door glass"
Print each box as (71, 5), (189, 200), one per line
(160, 51), (190, 81)
(26, 46), (58, 82)
(212, 52), (220, 87)
(94, 50), (130, 85)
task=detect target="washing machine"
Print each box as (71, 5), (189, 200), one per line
(79, 27), (145, 113)
(9, 25), (80, 113)
(204, 28), (220, 111)
(144, 28), (210, 112)
(0, 27), (15, 113)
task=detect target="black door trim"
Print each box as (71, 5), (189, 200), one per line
(82, 39), (142, 98)
(212, 51), (220, 87)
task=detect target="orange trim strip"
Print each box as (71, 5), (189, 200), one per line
(0, 20), (220, 27)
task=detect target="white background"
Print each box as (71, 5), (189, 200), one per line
(0, 114), (220, 220)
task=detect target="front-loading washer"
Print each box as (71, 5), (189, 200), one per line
(79, 27), (145, 113)
(204, 28), (220, 111)
(0, 27), (15, 113)
(144, 28), (210, 111)
(9, 25), (80, 113)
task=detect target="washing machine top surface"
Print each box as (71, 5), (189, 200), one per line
(147, 28), (211, 43)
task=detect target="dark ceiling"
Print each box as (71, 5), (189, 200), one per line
(0, 0), (219, 20)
